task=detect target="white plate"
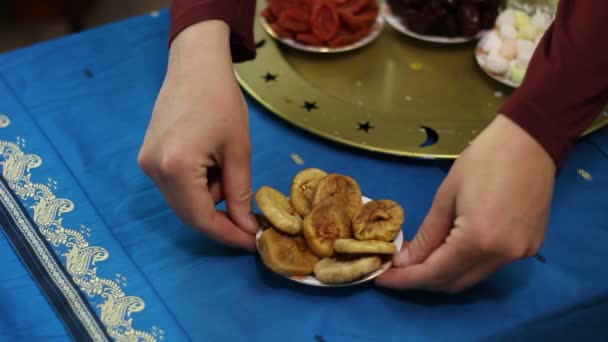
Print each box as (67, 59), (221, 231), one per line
(256, 196), (404, 287)
(474, 33), (519, 88)
(382, 3), (487, 44)
(260, 14), (385, 53)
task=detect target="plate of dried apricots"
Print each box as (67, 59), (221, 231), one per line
(260, 0), (385, 53)
(255, 168), (404, 287)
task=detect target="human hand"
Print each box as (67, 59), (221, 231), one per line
(138, 21), (258, 251)
(376, 115), (556, 293)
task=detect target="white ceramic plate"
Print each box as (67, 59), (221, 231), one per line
(260, 14), (385, 53)
(382, 3), (486, 44)
(256, 196), (404, 287)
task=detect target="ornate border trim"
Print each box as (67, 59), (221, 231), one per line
(0, 177), (110, 341)
(1, 128), (163, 340)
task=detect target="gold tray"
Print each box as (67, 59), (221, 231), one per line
(235, 2), (608, 159)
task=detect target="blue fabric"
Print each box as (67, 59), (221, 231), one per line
(1, 9), (608, 341)
(589, 120), (608, 157)
(0, 25), (187, 340)
(0, 225), (70, 341)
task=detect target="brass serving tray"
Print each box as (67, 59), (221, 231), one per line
(235, 2), (608, 159)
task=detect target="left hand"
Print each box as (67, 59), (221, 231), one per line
(138, 21), (258, 251)
(376, 115), (556, 293)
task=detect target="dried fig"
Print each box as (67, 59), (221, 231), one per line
(255, 186), (302, 235)
(334, 238), (396, 255)
(312, 173), (362, 218)
(258, 228), (319, 276)
(314, 256), (382, 284)
(290, 168), (328, 216)
(303, 198), (352, 258)
(353, 199), (404, 241)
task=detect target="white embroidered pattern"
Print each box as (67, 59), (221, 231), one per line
(0, 132), (162, 341)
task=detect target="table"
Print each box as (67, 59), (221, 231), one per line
(1, 9), (607, 342)
(1, 0), (98, 31)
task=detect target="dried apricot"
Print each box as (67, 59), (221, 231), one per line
(311, 0), (340, 42)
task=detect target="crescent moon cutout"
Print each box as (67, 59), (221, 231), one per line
(419, 126), (439, 148)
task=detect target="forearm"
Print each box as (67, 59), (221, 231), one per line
(165, 20), (243, 109)
(169, 20), (232, 76)
(500, 0), (608, 169)
(170, 0), (257, 62)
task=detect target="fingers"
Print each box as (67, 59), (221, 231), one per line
(446, 259), (505, 293)
(222, 142), (259, 234)
(208, 180), (223, 204)
(377, 221), (513, 293)
(397, 176), (458, 267)
(200, 210), (257, 252)
(154, 157), (256, 251)
(376, 257), (503, 293)
(376, 226), (479, 291)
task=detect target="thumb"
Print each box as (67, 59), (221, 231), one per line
(394, 178), (457, 267)
(222, 143), (259, 234)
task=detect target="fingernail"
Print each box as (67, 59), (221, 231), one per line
(393, 248), (409, 267)
(246, 213), (260, 234)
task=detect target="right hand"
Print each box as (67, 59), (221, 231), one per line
(376, 115), (554, 293)
(138, 20), (258, 251)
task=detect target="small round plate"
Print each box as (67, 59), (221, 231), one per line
(256, 196), (404, 287)
(474, 35), (519, 88)
(382, 3), (486, 44)
(260, 15), (385, 53)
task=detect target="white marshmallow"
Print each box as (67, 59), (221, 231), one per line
(517, 39), (535, 53)
(481, 31), (503, 54)
(516, 52), (533, 66)
(496, 9), (516, 28)
(516, 39), (535, 65)
(499, 24), (518, 40)
(500, 39), (518, 60)
(532, 11), (552, 31)
(485, 52), (510, 75)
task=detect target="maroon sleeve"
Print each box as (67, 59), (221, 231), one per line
(499, 0), (608, 169)
(169, 0), (257, 63)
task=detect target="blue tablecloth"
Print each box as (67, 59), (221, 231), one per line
(1, 10), (607, 341)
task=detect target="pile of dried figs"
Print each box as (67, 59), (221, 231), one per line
(255, 168), (405, 285)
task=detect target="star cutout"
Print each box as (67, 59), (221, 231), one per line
(262, 72), (277, 82)
(357, 121), (374, 133)
(301, 101), (318, 111)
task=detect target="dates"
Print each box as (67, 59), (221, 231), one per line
(388, 0), (502, 37)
